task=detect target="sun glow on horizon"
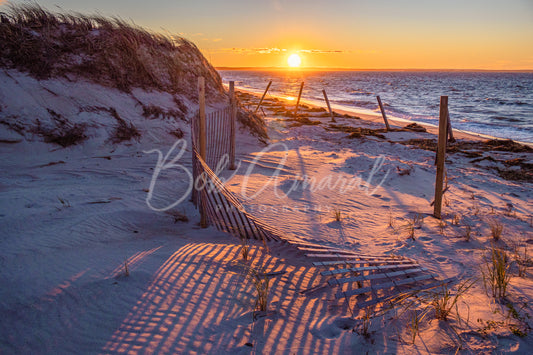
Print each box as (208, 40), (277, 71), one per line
(287, 54), (302, 68)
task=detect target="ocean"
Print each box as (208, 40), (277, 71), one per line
(219, 70), (533, 143)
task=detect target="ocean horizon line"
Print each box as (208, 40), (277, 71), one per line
(217, 66), (533, 73)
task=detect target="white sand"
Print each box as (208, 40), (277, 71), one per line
(1, 70), (532, 354)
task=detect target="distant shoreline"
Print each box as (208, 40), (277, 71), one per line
(231, 84), (533, 147)
(217, 67), (533, 73)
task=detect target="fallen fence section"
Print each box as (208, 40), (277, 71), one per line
(189, 103), (451, 313)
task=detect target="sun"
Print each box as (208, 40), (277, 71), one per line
(287, 53), (302, 68)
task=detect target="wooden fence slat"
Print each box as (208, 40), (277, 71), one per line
(306, 253), (410, 261)
(328, 267), (427, 286)
(336, 274), (437, 299)
(313, 259), (416, 267)
(320, 263), (421, 276)
(299, 247), (403, 259)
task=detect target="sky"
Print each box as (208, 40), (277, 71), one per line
(3, 0), (533, 70)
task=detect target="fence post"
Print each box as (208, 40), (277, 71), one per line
(229, 81), (237, 170)
(433, 96), (448, 219)
(294, 82), (304, 116)
(198, 76), (208, 228)
(376, 96), (391, 131)
(322, 89), (336, 123)
(254, 80), (272, 114)
(446, 112), (455, 143)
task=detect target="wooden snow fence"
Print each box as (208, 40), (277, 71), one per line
(191, 147), (286, 243)
(189, 97), (452, 313)
(191, 106), (295, 244)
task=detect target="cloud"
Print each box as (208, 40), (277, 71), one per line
(219, 47), (287, 55)
(219, 47), (353, 55)
(213, 47), (379, 58)
(296, 49), (378, 55)
(297, 49), (347, 54)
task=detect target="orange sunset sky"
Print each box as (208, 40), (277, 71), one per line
(4, 0), (533, 70)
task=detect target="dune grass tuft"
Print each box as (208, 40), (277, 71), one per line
(487, 218), (504, 241)
(241, 264), (270, 314)
(482, 245), (511, 301)
(0, 3), (223, 98)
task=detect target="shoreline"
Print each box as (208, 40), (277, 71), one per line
(229, 84), (533, 147)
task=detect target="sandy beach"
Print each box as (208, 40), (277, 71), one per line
(1, 68), (532, 354)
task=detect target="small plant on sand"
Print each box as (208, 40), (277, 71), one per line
(242, 264), (270, 315)
(505, 302), (532, 337)
(438, 219), (447, 235)
(463, 224), (472, 242)
(477, 301), (532, 337)
(413, 212), (424, 228)
(504, 203), (515, 217)
(406, 220), (416, 240)
(408, 310), (425, 344)
(333, 207), (342, 222)
(452, 213), (461, 225)
(388, 207), (396, 228)
(405, 212), (424, 240)
(512, 242), (530, 278)
(487, 218), (504, 241)
(431, 279), (475, 321)
(482, 245), (511, 301)
(472, 200), (481, 216)
(356, 308), (373, 338)
(240, 236), (250, 262)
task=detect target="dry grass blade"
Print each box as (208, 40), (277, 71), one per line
(241, 264), (270, 313)
(240, 236), (250, 262)
(431, 279), (475, 321)
(513, 242), (530, 278)
(487, 218), (504, 241)
(333, 207), (342, 222)
(482, 245), (511, 301)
